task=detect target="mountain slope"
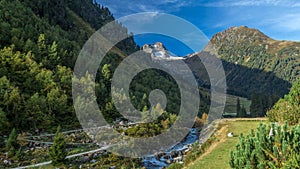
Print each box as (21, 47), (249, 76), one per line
(143, 32), (293, 99)
(210, 26), (300, 83)
(0, 0), (139, 133)
(187, 26), (300, 99)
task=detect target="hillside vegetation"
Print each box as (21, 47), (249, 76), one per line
(0, 0), (139, 133)
(0, 1), (211, 168)
(1, 1), (300, 168)
(211, 26), (300, 83)
(185, 119), (262, 169)
(200, 26), (300, 99)
(188, 80), (300, 169)
(267, 79), (300, 125)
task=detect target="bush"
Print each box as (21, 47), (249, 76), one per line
(229, 123), (300, 168)
(267, 80), (300, 125)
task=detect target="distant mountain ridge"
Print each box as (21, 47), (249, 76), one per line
(142, 26), (297, 98)
(209, 26), (300, 83)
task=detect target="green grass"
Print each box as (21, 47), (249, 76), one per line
(186, 120), (262, 169)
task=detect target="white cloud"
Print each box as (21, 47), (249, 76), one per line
(267, 13), (300, 31)
(98, 0), (300, 19)
(117, 12), (162, 35)
(199, 0), (300, 7)
(98, 0), (192, 18)
(98, 0), (300, 42)
(120, 12), (160, 24)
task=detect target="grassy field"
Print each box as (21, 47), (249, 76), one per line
(186, 119), (264, 169)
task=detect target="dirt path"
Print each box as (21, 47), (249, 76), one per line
(199, 124), (228, 158)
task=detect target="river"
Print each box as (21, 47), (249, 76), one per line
(143, 128), (199, 169)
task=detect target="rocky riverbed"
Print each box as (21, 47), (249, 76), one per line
(143, 128), (199, 169)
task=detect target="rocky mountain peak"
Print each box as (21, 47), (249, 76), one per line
(211, 26), (272, 45)
(142, 42), (183, 60)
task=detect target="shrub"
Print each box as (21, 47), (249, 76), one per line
(229, 123), (300, 168)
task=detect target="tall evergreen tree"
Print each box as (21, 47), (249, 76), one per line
(6, 128), (18, 158)
(236, 97), (241, 114)
(240, 105), (247, 117)
(0, 108), (9, 134)
(50, 126), (67, 166)
(236, 97), (241, 116)
(250, 93), (263, 117)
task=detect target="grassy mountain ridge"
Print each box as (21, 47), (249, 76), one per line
(211, 26), (300, 83)
(186, 26), (299, 99)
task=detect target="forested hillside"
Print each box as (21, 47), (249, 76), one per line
(0, 1), (210, 167)
(0, 0), (211, 138)
(186, 26), (300, 117)
(0, 0), (140, 134)
(207, 26), (300, 98)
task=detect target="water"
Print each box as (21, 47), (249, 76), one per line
(143, 128), (199, 169)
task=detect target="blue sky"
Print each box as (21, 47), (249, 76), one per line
(97, 0), (300, 55)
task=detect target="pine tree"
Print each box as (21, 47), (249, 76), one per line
(0, 108), (9, 134)
(240, 105), (247, 117)
(6, 128), (18, 158)
(236, 98), (247, 117)
(141, 105), (149, 122)
(267, 80), (300, 125)
(236, 98), (241, 117)
(50, 126), (67, 166)
(250, 93), (263, 117)
(229, 123), (300, 168)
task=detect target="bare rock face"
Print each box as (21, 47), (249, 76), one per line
(153, 42), (166, 50)
(142, 42), (183, 60)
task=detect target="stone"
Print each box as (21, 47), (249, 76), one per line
(227, 132), (234, 137)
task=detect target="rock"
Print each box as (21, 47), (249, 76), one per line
(81, 156), (89, 163)
(227, 132), (234, 137)
(3, 159), (11, 165)
(155, 152), (165, 159)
